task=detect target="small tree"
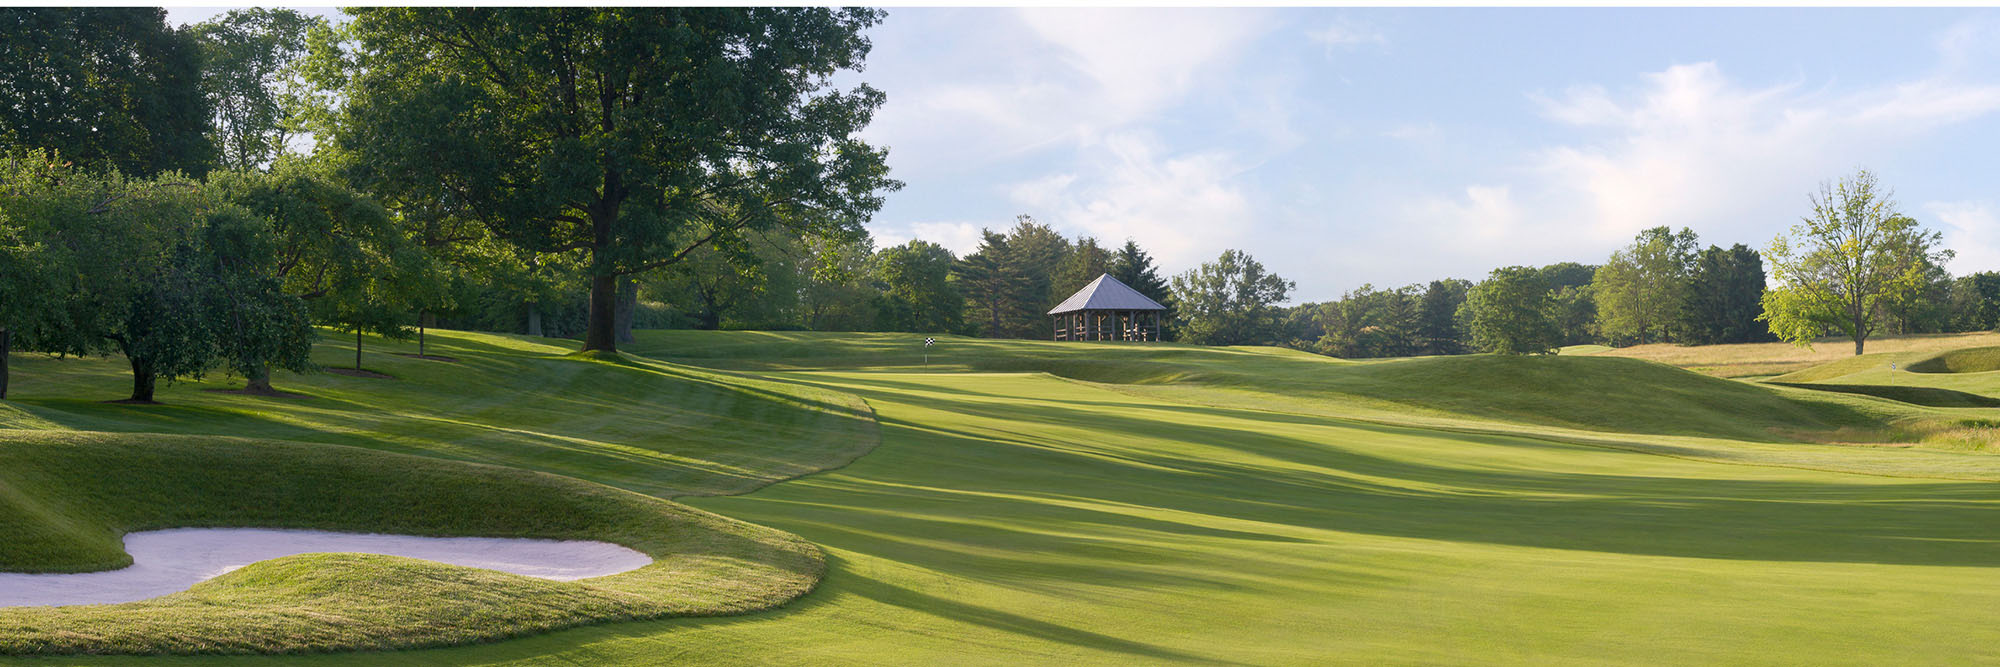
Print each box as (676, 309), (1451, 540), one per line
(1465, 266), (1560, 355)
(1170, 249), (1294, 346)
(1761, 170), (1952, 355)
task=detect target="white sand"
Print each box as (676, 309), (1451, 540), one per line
(0, 528), (653, 607)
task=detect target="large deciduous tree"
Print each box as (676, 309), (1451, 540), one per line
(1594, 226), (1697, 345)
(192, 8), (321, 170)
(325, 8), (899, 354)
(873, 240), (962, 334)
(211, 163), (435, 384)
(1676, 244), (1771, 345)
(1761, 170), (1952, 355)
(1170, 249), (1294, 347)
(0, 8), (213, 176)
(1465, 266), (1560, 355)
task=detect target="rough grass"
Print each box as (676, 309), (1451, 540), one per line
(1596, 331), (2000, 378)
(0, 430), (820, 655)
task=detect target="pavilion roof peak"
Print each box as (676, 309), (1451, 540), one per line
(1048, 274), (1167, 315)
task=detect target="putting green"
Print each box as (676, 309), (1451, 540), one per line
(10, 331), (2000, 663)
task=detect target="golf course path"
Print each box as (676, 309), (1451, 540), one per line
(0, 528), (653, 607)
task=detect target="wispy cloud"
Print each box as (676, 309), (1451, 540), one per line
(1305, 17), (1387, 56)
(1391, 58), (2000, 283)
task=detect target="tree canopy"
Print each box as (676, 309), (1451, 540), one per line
(1170, 249), (1293, 346)
(0, 8), (213, 176)
(325, 7), (900, 353)
(1761, 170), (1952, 355)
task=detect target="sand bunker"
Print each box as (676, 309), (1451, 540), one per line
(0, 528), (653, 607)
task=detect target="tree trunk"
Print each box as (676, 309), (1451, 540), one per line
(1854, 336), (1866, 356)
(355, 329), (364, 371)
(615, 276), (637, 344)
(418, 310), (429, 358)
(129, 356), (156, 403)
(582, 272), (618, 352)
(245, 363), (274, 394)
(526, 305), (544, 337)
(0, 327), (10, 400)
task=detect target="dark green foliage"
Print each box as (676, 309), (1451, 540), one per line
(1170, 249), (1294, 346)
(1537, 261), (1598, 292)
(0, 156), (312, 401)
(1466, 266), (1559, 355)
(327, 7), (900, 353)
(1006, 217), (1073, 325)
(0, 8), (213, 177)
(1312, 284), (1420, 358)
(1109, 238), (1173, 337)
(957, 230), (1033, 338)
(1052, 237), (1111, 304)
(1549, 284), (1597, 346)
(1677, 244), (1772, 345)
(873, 240), (962, 333)
(1948, 272), (2000, 332)
(1415, 279), (1471, 355)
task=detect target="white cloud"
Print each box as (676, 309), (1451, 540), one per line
(875, 221), (988, 257)
(1927, 201), (2000, 275)
(1006, 132), (1253, 271)
(1405, 61), (2000, 274)
(1306, 17), (1386, 55)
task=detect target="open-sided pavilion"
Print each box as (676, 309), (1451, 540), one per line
(1049, 274), (1167, 342)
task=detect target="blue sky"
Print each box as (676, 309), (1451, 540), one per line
(173, 7), (2000, 303)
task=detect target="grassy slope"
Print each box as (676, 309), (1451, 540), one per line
(14, 331), (2000, 663)
(101, 364), (2000, 665)
(631, 330), (1901, 443)
(0, 329), (879, 498)
(0, 329), (881, 655)
(0, 431), (819, 655)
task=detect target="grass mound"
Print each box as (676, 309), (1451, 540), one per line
(0, 430), (820, 655)
(634, 331), (1883, 442)
(1, 329), (880, 498)
(1907, 346), (2000, 374)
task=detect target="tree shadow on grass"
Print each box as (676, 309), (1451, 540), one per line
(768, 373), (2000, 568)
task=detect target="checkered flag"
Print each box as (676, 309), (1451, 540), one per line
(924, 337), (935, 347)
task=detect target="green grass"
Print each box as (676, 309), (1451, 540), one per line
(630, 330), (1897, 443)
(15, 330), (2000, 662)
(1908, 345), (2000, 374)
(64, 362), (2000, 665)
(0, 430), (819, 655)
(0, 329), (879, 498)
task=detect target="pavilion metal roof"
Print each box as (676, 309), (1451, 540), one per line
(1047, 274), (1168, 315)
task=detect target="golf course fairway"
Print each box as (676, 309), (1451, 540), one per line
(7, 330), (2000, 663)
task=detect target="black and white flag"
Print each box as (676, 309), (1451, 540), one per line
(924, 337), (935, 346)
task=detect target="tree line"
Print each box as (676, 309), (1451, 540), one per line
(3, 9), (1992, 406)
(1282, 169), (1991, 358)
(0, 7), (1300, 404)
